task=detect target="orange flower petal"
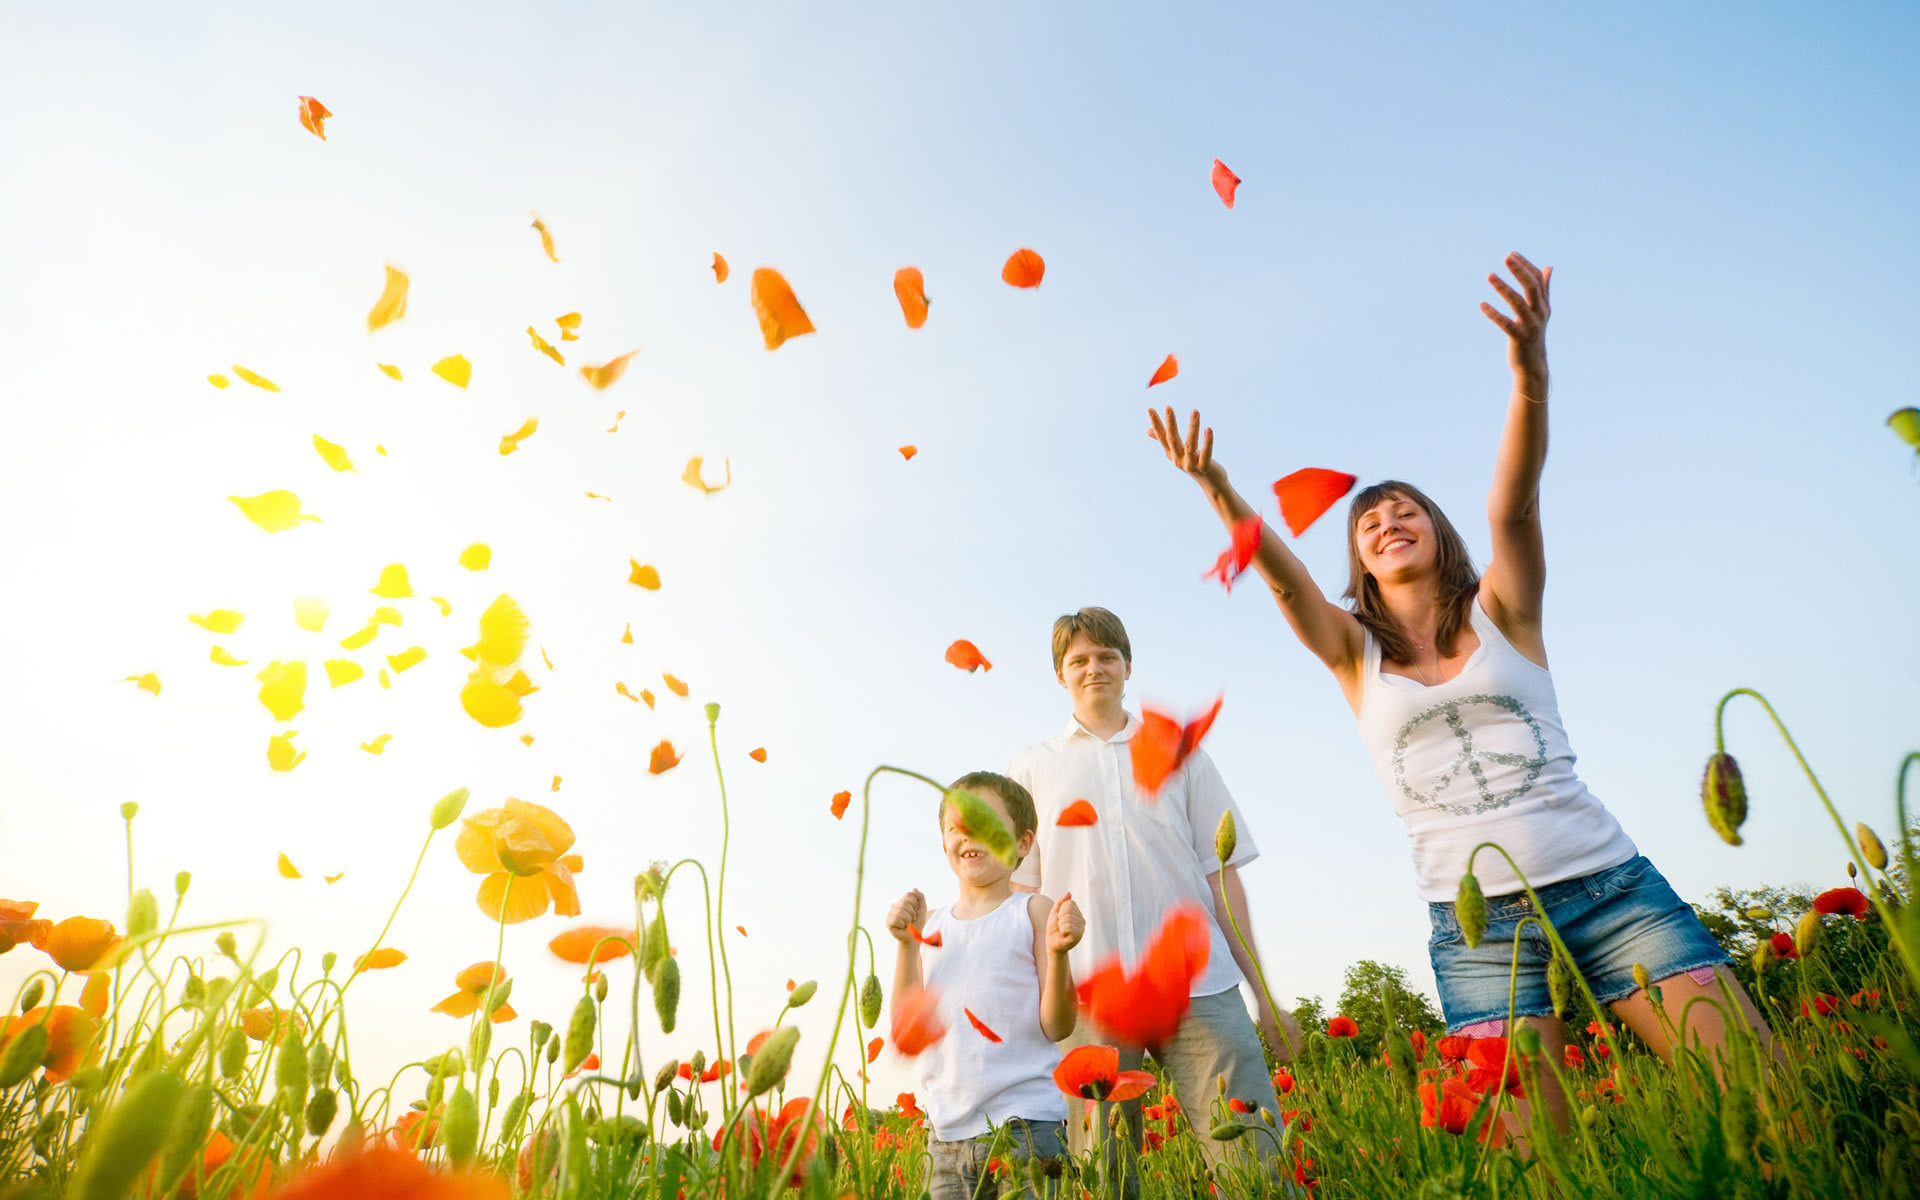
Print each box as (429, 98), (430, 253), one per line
(628, 561), (661, 590)
(748, 747), (767, 763)
(1211, 159), (1241, 209)
(867, 1037), (884, 1064)
(893, 267), (929, 330)
(354, 947), (408, 971)
(749, 268), (816, 350)
(1147, 354), (1179, 388)
(899, 445), (918, 461)
(1056, 799), (1099, 827)
(1001, 248), (1045, 289)
(649, 741), (681, 775)
(580, 351), (639, 390)
(890, 983), (947, 1057)
(548, 925), (636, 965)
(663, 673), (689, 697)
(944, 640), (992, 673)
(530, 212), (560, 262)
(297, 96), (332, 140)
(712, 253), (730, 283)
(830, 790), (851, 820)
(964, 1008), (1002, 1043)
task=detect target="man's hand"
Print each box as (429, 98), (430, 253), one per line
(1258, 1002), (1302, 1066)
(886, 890), (927, 945)
(1046, 892), (1085, 956)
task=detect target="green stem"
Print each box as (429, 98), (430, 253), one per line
(470, 879), (514, 1090)
(1215, 854), (1298, 1061)
(340, 824), (438, 999)
(705, 711), (740, 1077)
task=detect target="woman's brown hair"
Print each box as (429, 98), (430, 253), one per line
(1341, 481), (1480, 664)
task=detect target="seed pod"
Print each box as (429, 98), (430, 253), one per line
(487, 979), (514, 1015)
(653, 955), (681, 1034)
(667, 1088), (685, 1127)
(488, 1076), (500, 1107)
(121, 802), (140, 820)
(1548, 955), (1572, 1018)
(429, 787), (471, 830)
(1581, 1104), (1601, 1130)
(321, 952), (337, 974)
(1858, 823), (1888, 871)
(787, 980), (817, 1008)
(181, 976), (204, 1007)
(1514, 1025), (1542, 1057)
(276, 1025), (308, 1109)
(861, 975), (883, 1029)
(175, 871), (192, 897)
(67, 1068), (184, 1200)
(653, 1060), (680, 1093)
(157, 1083), (214, 1193)
(704, 702), (721, 723)
(1214, 810), (1237, 865)
(1795, 909), (1823, 959)
(500, 1091), (531, 1141)
(1208, 1120), (1248, 1141)
(308, 1041), (332, 1083)
(1701, 753), (1747, 846)
(1720, 1084), (1755, 1163)
(219, 1028), (248, 1080)
(531, 1020), (552, 1048)
(690, 1050), (706, 1079)
(18, 979), (44, 1012)
(0, 1024), (49, 1086)
(1751, 939), (1775, 977)
(1456, 872), (1488, 949)
(945, 788), (1018, 867)
(1632, 963), (1651, 993)
(444, 1081), (479, 1168)
(563, 995), (597, 1076)
(306, 1087), (338, 1137)
(470, 1018), (492, 1067)
(215, 932), (237, 959)
(546, 1036), (560, 1065)
(642, 920), (668, 978)
(127, 890), (158, 940)
(744, 1027), (801, 1097)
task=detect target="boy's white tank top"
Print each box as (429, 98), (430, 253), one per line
(1356, 597), (1637, 902)
(915, 896), (1067, 1141)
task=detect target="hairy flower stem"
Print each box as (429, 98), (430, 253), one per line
(660, 857), (731, 1122)
(1716, 689), (1920, 983)
(1215, 858), (1298, 1061)
(470, 881), (513, 1091)
(340, 825), (438, 999)
(705, 712), (740, 1074)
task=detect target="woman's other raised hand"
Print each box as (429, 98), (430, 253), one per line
(1480, 252), (1553, 380)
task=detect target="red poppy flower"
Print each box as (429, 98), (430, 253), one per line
(1585, 1020), (1614, 1039)
(829, 791), (852, 820)
(1271, 468), (1358, 537)
(1813, 887), (1870, 919)
(1852, 989), (1882, 1010)
(1272, 1068), (1295, 1094)
(1052, 1044), (1156, 1102)
(1325, 1015), (1358, 1038)
(1283, 1109), (1312, 1133)
(1420, 1077), (1499, 1144)
(891, 984), (947, 1056)
(897, 1092), (923, 1121)
(276, 1143), (507, 1200)
(1144, 1128), (1166, 1152)
(1204, 516), (1263, 593)
(1409, 1030), (1427, 1060)
(1228, 1098), (1253, 1114)
(1769, 931), (1799, 960)
(1563, 1044), (1585, 1070)
(1594, 1042), (1611, 1060)
(1076, 904), (1211, 1049)
(1802, 993), (1841, 1018)
(1464, 1038), (1525, 1098)
(1130, 700), (1223, 796)
(715, 1098), (822, 1187)
(908, 924), (943, 948)
(964, 1008), (1002, 1043)
(1056, 800), (1099, 827)
(1436, 1035), (1471, 1062)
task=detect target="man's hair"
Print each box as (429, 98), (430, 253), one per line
(943, 771), (1039, 844)
(1050, 607), (1132, 674)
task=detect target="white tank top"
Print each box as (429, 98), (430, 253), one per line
(915, 896), (1068, 1140)
(1356, 597), (1636, 902)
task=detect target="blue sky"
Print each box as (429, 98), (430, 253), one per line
(3, 1), (1916, 1099)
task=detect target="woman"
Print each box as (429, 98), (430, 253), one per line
(1146, 252), (1773, 1126)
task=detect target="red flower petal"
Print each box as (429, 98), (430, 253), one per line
(1148, 354), (1179, 388)
(1272, 468), (1358, 537)
(1211, 159), (1241, 209)
(1077, 906), (1211, 1049)
(890, 984), (948, 1057)
(964, 1008), (1002, 1043)
(1204, 516), (1263, 593)
(908, 924), (943, 948)
(1001, 249), (1045, 289)
(1055, 799), (1099, 827)
(945, 639), (992, 673)
(1130, 698), (1224, 796)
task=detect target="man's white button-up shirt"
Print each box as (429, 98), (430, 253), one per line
(1009, 711), (1259, 999)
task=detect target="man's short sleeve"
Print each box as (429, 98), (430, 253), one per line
(1009, 748), (1043, 890)
(1184, 749), (1258, 871)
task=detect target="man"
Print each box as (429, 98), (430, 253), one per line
(1009, 606), (1301, 1192)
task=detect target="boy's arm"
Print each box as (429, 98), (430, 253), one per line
(887, 888), (927, 1009)
(1208, 865), (1302, 1064)
(893, 938), (923, 1003)
(1030, 893), (1082, 1043)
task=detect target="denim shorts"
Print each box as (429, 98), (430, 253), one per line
(1427, 855), (1729, 1031)
(928, 1117), (1069, 1200)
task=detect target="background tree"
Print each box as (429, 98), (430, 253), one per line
(1334, 960), (1447, 1059)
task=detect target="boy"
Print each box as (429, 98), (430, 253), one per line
(888, 771), (1086, 1200)
(1010, 606), (1298, 1193)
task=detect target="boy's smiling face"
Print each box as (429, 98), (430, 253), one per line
(940, 786), (1034, 888)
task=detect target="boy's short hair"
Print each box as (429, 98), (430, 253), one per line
(943, 771), (1039, 844)
(1050, 606), (1132, 674)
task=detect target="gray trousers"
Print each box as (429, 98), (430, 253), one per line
(1059, 988), (1285, 1197)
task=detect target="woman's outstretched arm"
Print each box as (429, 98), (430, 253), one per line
(1148, 407), (1364, 686)
(1480, 252), (1553, 633)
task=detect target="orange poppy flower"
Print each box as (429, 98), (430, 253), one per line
(1056, 800), (1099, 827)
(1130, 699), (1223, 796)
(43, 916), (122, 972)
(1076, 904), (1210, 1050)
(890, 984), (947, 1057)
(454, 798), (583, 924)
(2, 1005), (100, 1083)
(239, 1007), (306, 1043)
(1052, 1044), (1155, 1102)
(276, 1143), (509, 1198)
(429, 963), (516, 1022)
(0, 899), (51, 955)
(549, 925), (635, 965)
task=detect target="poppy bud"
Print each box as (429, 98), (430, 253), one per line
(1646, 983), (1663, 1006)
(429, 787), (471, 830)
(1701, 753), (1747, 846)
(531, 1020), (552, 1048)
(1208, 1120), (1248, 1141)
(1581, 1104), (1601, 1130)
(653, 955), (681, 1034)
(1632, 963), (1651, 993)
(19, 979), (44, 1012)
(744, 1026), (800, 1097)
(1751, 939), (1774, 976)
(1795, 909), (1823, 958)
(470, 1017), (492, 1067)
(691, 1050), (707, 1078)
(1515, 1025), (1542, 1057)
(564, 995), (596, 1076)
(704, 702), (720, 723)
(1548, 955), (1572, 1018)
(67, 1068), (183, 1200)
(1215, 811), (1236, 865)
(308, 1041), (331, 1083)
(444, 1081), (479, 1168)
(737, 1053), (754, 1079)
(0, 1025), (48, 1087)
(788, 980), (817, 1008)
(321, 952), (336, 974)
(1386, 1035), (1415, 1090)
(487, 979), (514, 1015)
(1848, 862), (1858, 881)
(306, 1087), (337, 1137)
(946, 787), (1019, 867)
(1745, 908), (1773, 921)
(500, 1090), (531, 1140)
(547, 1032), (561, 1064)
(1262, 1107), (1276, 1127)
(277, 1026), (308, 1109)
(654, 1061), (679, 1093)
(1858, 823), (1888, 871)
(121, 802), (140, 821)
(126, 890), (157, 940)
(1457, 872), (1487, 949)
(1218, 1073), (1227, 1095)
(642, 920), (668, 978)
(667, 1089), (685, 1127)
(861, 974), (884, 1029)
(595, 974), (609, 1003)
(253, 967), (278, 998)
(220, 1029), (248, 1079)
(216, 932), (237, 959)
(1720, 1084), (1754, 1163)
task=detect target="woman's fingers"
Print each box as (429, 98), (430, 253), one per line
(1479, 300), (1520, 337)
(1185, 410), (1202, 461)
(1487, 272), (1528, 320)
(1199, 425), (1215, 472)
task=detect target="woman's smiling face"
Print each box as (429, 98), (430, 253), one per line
(1354, 491), (1438, 583)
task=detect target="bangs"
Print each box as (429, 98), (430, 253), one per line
(1347, 481), (1425, 534)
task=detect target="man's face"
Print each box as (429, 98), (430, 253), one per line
(1057, 632), (1130, 707)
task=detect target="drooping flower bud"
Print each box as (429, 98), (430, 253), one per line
(744, 1026), (800, 1097)
(653, 1061), (679, 1094)
(1858, 823), (1888, 871)
(642, 920), (668, 979)
(563, 995), (597, 1076)
(1751, 939), (1775, 977)
(1514, 1025), (1542, 1057)
(429, 787), (471, 830)
(787, 980), (817, 1008)
(19, 979), (44, 1012)
(1631, 963), (1651, 993)
(443, 1082), (479, 1168)
(653, 955), (681, 1034)
(1215, 811), (1236, 865)
(126, 890), (157, 941)
(1208, 1121), (1248, 1141)
(305, 1088), (338, 1138)
(1701, 753), (1747, 846)
(531, 1019), (552, 1048)
(861, 974), (884, 1029)
(1548, 955), (1572, 1018)
(1456, 872), (1487, 949)
(215, 932), (238, 960)
(1794, 909), (1822, 959)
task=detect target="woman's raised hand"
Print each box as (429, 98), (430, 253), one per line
(1147, 406), (1226, 490)
(1481, 252), (1553, 376)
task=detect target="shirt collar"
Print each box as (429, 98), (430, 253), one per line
(1064, 710), (1138, 744)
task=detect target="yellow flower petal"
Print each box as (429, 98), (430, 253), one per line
(628, 561), (660, 590)
(470, 594), (530, 667)
(520, 734), (535, 746)
(312, 434), (357, 473)
(366, 264), (410, 333)
(189, 609), (245, 634)
(458, 544), (491, 571)
(579, 351), (639, 391)
(540, 646), (554, 671)
(530, 213), (560, 263)
(378, 669), (390, 689)
(377, 363), (403, 381)
(232, 365), (281, 392)
(620, 623), (632, 644)
(370, 564), (412, 598)
(376, 445), (387, 455)
(431, 354), (472, 389)
(324, 872), (344, 884)
(339, 622), (378, 651)
(277, 852), (302, 879)
(551, 775), (562, 791)
(605, 411), (625, 433)
(556, 312), (582, 339)
(268, 731), (305, 771)
(210, 646), (249, 666)
(293, 597), (329, 632)
(326, 659), (363, 687)
(125, 673), (161, 696)
(498, 417), (539, 456)
(361, 733), (392, 754)
(209, 374), (231, 388)
(432, 596), (451, 616)
(230, 490), (320, 533)
(505, 670), (537, 697)
(585, 492), (612, 501)
(682, 456), (731, 495)
(374, 606), (403, 628)
(663, 673), (689, 698)
(615, 681), (641, 703)
(462, 672), (523, 728)
(255, 660), (307, 721)
(477, 871), (550, 924)
(354, 947), (407, 971)
(639, 689), (654, 708)
(387, 646), (426, 673)
(526, 327), (565, 366)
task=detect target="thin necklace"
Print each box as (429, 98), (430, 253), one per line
(1409, 637), (1437, 687)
